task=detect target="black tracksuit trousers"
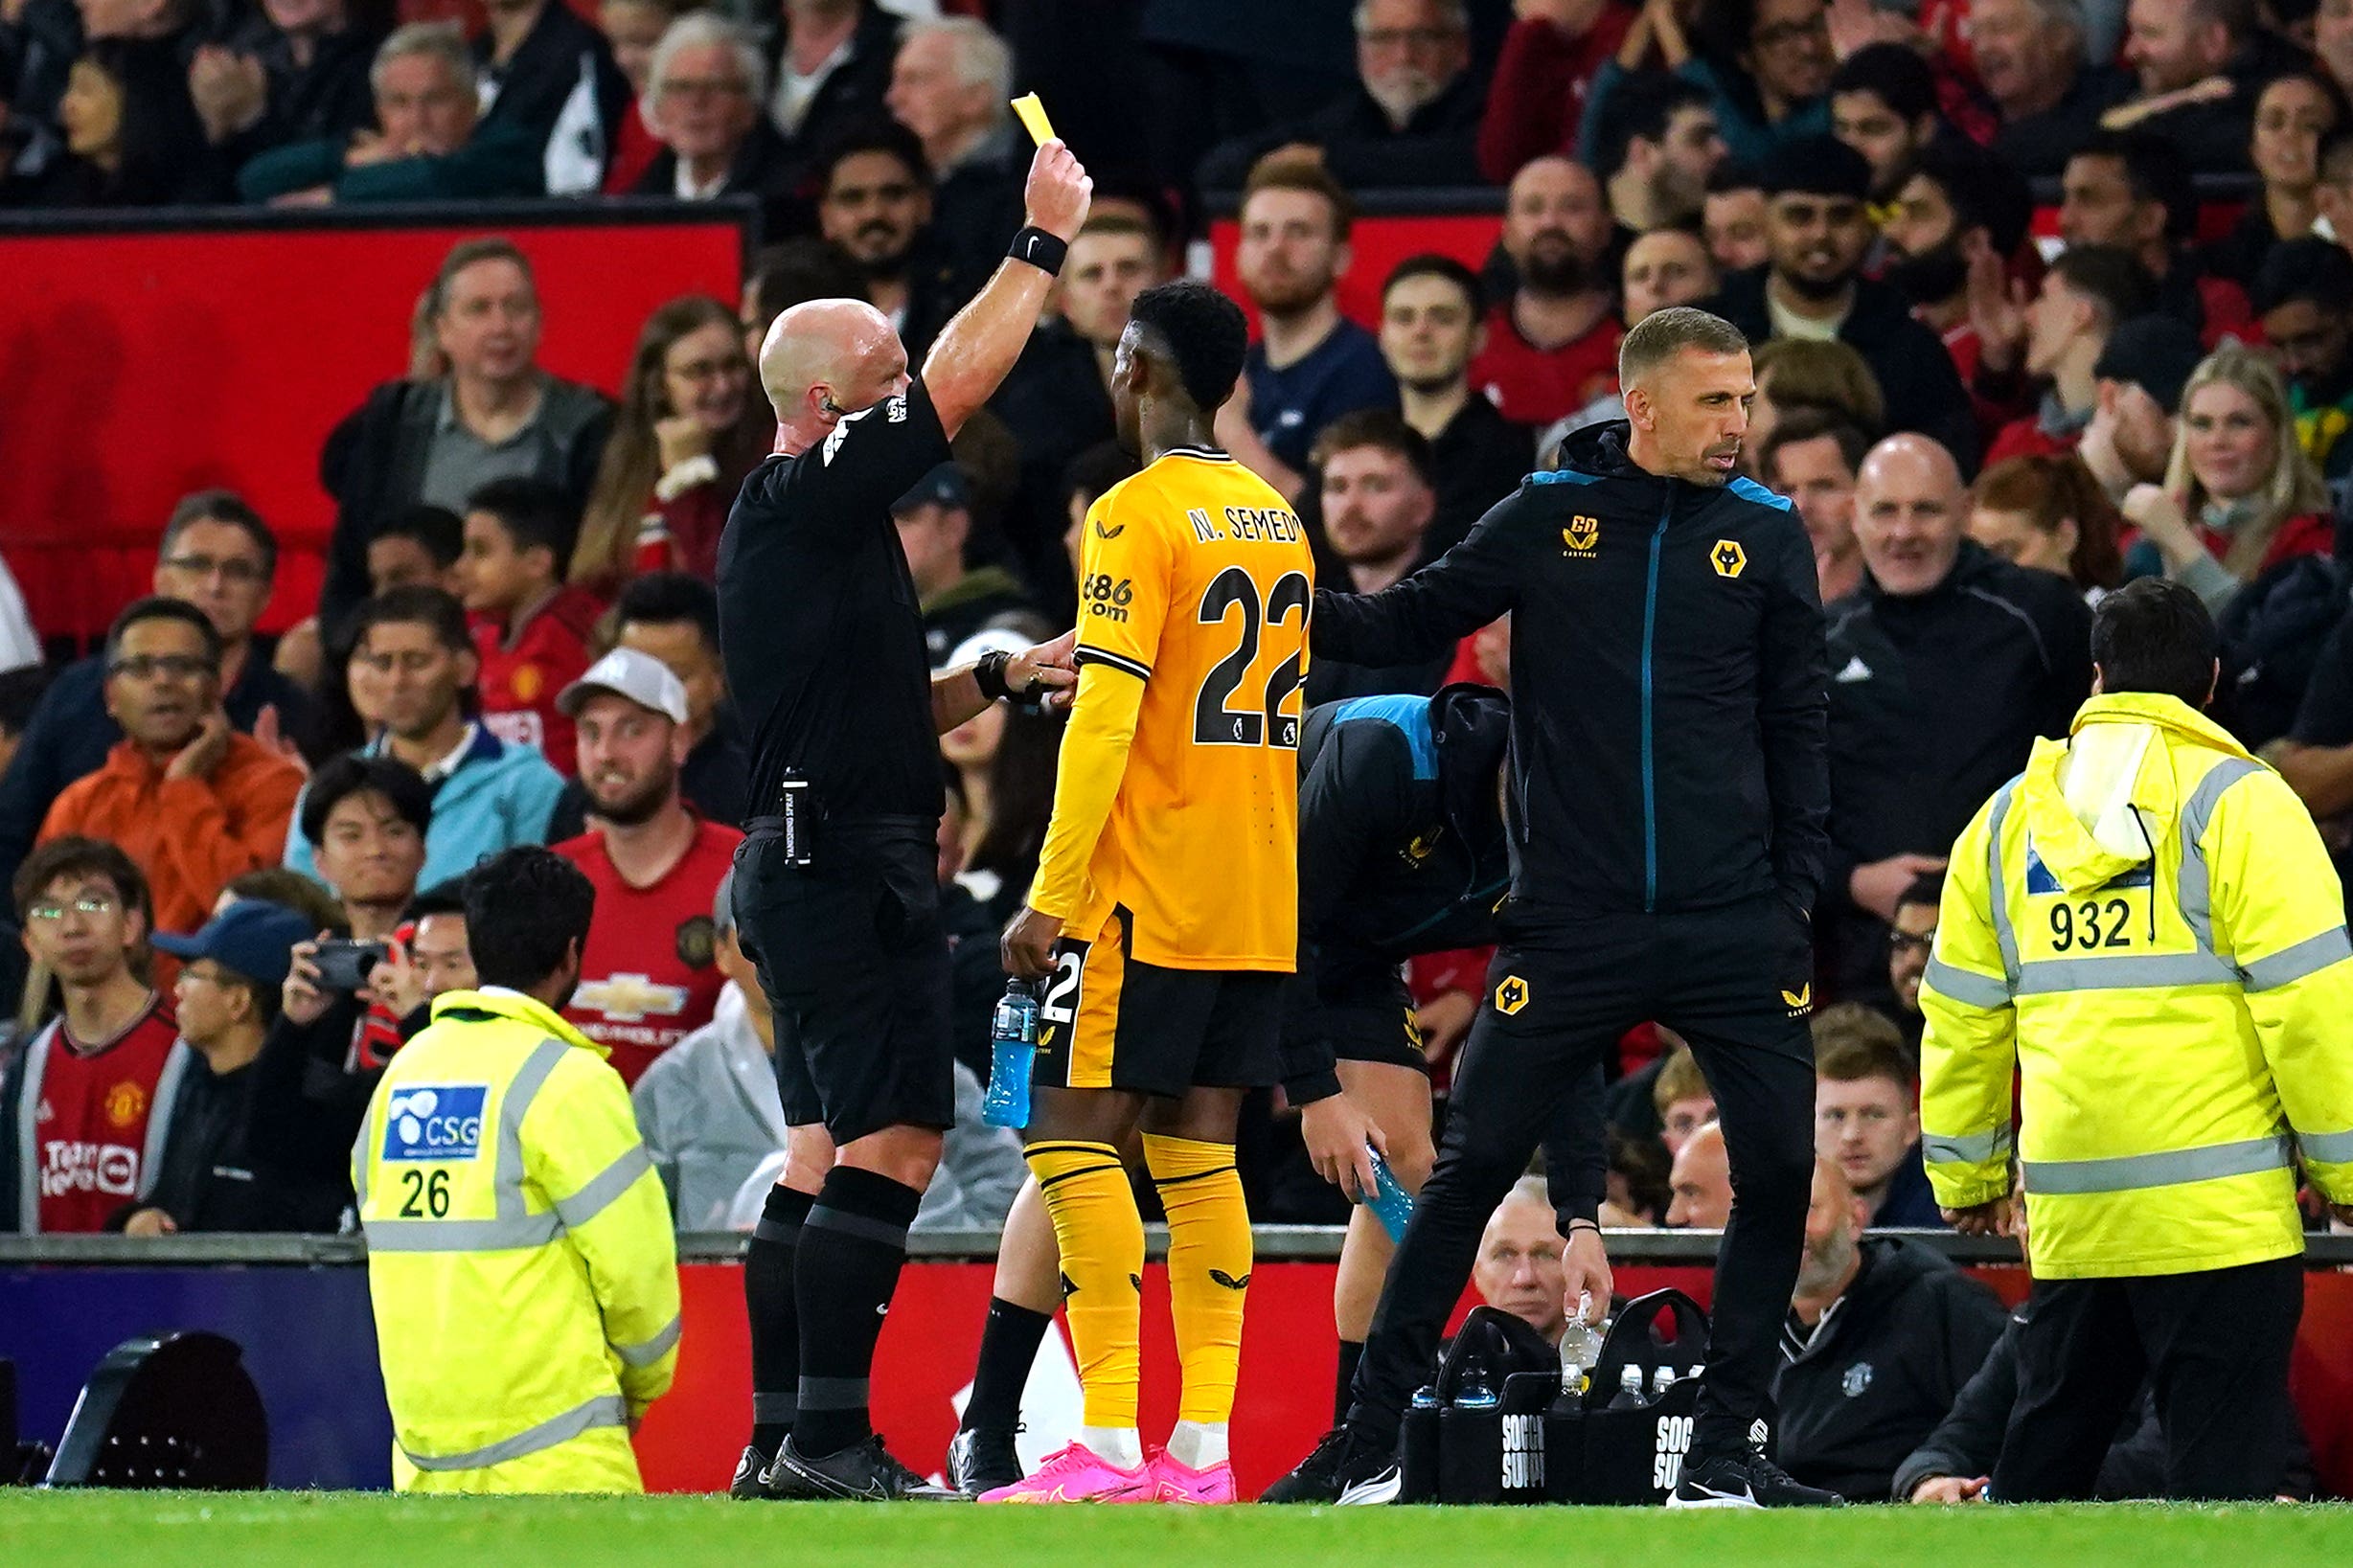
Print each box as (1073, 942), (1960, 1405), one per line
(1346, 894), (1817, 1458)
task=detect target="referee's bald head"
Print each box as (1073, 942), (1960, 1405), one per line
(759, 297), (907, 435)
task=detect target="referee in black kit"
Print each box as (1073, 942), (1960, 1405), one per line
(1268, 307), (1840, 1509)
(720, 136), (1092, 1503)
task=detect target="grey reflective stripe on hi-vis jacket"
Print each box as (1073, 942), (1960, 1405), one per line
(2023, 1132), (2296, 1194)
(400, 1393), (628, 1472)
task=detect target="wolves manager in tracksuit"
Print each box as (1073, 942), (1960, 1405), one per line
(1921, 578), (2353, 1501)
(1269, 307), (1839, 1509)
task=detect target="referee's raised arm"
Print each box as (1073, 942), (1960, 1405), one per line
(920, 138), (1093, 438)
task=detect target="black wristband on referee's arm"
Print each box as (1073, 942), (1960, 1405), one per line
(973, 648), (1016, 704)
(1011, 225), (1068, 277)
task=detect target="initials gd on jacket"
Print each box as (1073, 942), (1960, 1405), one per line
(1919, 692), (2353, 1278)
(354, 987), (679, 1489)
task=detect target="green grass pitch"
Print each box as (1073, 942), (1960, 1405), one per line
(6, 1493), (2353, 1566)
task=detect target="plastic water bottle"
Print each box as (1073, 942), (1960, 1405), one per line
(1558, 1291), (1604, 1398)
(1360, 1145), (1414, 1241)
(1651, 1366), (1678, 1398)
(1607, 1364), (1648, 1410)
(982, 980), (1038, 1128)
(1453, 1353), (1499, 1411)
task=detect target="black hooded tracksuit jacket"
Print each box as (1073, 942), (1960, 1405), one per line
(1311, 420), (1831, 926)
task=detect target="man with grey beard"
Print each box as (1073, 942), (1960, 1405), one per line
(1766, 1156), (2007, 1502)
(1195, 0), (1484, 190)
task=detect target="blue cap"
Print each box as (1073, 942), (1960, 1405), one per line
(152, 899), (316, 990)
(892, 462), (969, 515)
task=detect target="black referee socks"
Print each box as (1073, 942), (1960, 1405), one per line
(794, 1166), (925, 1459)
(746, 1184), (813, 1463)
(964, 1298), (1054, 1435)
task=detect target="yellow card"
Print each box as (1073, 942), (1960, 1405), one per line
(1011, 93), (1056, 147)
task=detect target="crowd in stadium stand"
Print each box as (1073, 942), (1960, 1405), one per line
(7, 0), (2353, 1498)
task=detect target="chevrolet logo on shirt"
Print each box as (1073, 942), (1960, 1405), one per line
(572, 973), (691, 1022)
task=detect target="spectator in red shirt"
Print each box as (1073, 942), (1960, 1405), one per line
(2059, 130), (2254, 348)
(1467, 155), (1623, 427)
(1597, 72), (1727, 239)
(596, 0), (679, 193)
(552, 648), (742, 1086)
(574, 295), (771, 592)
(459, 477), (605, 772)
(0, 838), (186, 1234)
(1983, 245), (2159, 467)
(2121, 340), (2337, 609)
(1477, 0), (1636, 183)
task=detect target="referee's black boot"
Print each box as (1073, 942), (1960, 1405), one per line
(729, 1445), (771, 1500)
(763, 1434), (969, 1502)
(1668, 1445), (1844, 1509)
(1261, 1422), (1400, 1505)
(946, 1424), (1024, 1497)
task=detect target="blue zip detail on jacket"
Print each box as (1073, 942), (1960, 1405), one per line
(1641, 504), (1669, 912)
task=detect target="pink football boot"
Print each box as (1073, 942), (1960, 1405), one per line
(1147, 1447), (1238, 1504)
(978, 1441), (1154, 1504)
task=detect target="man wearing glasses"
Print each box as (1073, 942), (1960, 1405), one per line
(0, 838), (189, 1234)
(0, 490), (314, 908)
(34, 600), (307, 938)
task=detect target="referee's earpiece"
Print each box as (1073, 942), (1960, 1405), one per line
(817, 392), (843, 417)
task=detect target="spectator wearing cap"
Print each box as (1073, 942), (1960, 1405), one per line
(1467, 155), (1623, 429)
(1476, 0), (1637, 184)
(1982, 247), (2159, 467)
(551, 648), (742, 1087)
(0, 489), (314, 907)
(2079, 313), (2206, 500)
(1826, 43), (1946, 197)
(39, 599), (308, 940)
(2108, 0), (2306, 174)
(235, 21), (544, 204)
(2250, 239), (2353, 483)
(117, 899), (345, 1235)
(2203, 70), (2346, 289)
(1712, 136), (1978, 473)
(627, 14), (794, 236)
(1377, 256), (1538, 563)
(1874, 140), (2035, 398)
(891, 463), (1036, 670)
(1302, 411), (1455, 707)
(631, 868), (788, 1230)
(1821, 434), (2092, 1005)
(287, 587), (564, 890)
(1198, 0), (1485, 192)
(1972, 0), (2130, 178)
(2058, 130), (2254, 350)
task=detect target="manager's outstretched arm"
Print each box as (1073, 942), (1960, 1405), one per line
(922, 139), (1092, 439)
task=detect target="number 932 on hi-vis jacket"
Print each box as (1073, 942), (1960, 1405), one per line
(354, 987), (680, 1492)
(1918, 693), (2353, 1279)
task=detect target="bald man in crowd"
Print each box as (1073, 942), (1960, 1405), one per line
(1472, 1177), (1573, 1343)
(720, 134), (1088, 1503)
(1468, 156), (1625, 427)
(1668, 1122), (1735, 1229)
(1817, 434), (2092, 1008)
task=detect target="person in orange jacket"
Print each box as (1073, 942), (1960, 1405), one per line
(39, 598), (307, 938)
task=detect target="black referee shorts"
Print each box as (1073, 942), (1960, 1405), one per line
(731, 826), (955, 1146)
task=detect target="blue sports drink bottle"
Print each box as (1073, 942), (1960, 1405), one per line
(1361, 1144), (1414, 1241)
(982, 979), (1039, 1128)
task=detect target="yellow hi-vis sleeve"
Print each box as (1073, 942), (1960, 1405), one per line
(1919, 790), (2021, 1211)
